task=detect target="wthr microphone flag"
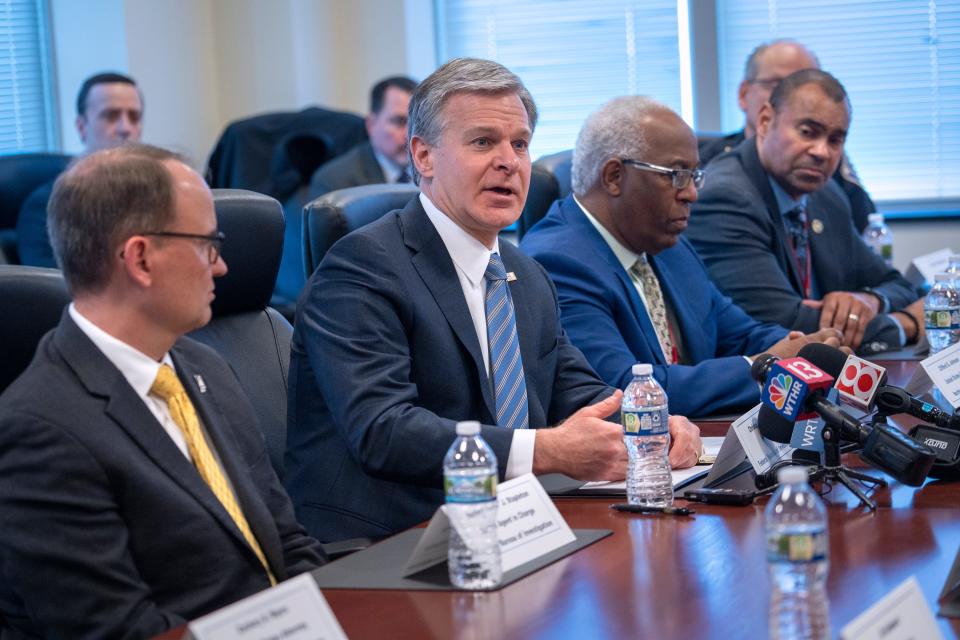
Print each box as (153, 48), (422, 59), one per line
(833, 354), (885, 411)
(760, 357), (834, 422)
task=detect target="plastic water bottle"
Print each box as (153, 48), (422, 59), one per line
(862, 212), (894, 268)
(622, 363), (672, 507)
(766, 466), (829, 640)
(925, 273), (960, 354)
(443, 421), (501, 590)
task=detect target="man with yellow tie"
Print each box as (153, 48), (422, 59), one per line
(0, 144), (326, 638)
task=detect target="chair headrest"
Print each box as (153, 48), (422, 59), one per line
(0, 266), (71, 392)
(518, 164), (561, 239)
(302, 183), (419, 278)
(211, 189), (285, 316)
(533, 149), (573, 199)
(0, 153), (73, 228)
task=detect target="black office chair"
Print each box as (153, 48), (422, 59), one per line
(302, 183), (419, 279)
(188, 189), (292, 479)
(0, 265), (71, 393)
(0, 153), (72, 263)
(515, 149), (573, 240)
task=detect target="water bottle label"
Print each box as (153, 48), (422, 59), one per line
(926, 309), (960, 329)
(767, 529), (827, 564)
(444, 473), (497, 503)
(622, 408), (668, 435)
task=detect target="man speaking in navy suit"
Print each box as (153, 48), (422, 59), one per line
(0, 145), (325, 638)
(285, 59), (702, 543)
(520, 96), (841, 417)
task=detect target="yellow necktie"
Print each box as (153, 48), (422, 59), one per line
(151, 364), (276, 586)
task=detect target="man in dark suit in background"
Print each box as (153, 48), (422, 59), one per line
(0, 144), (325, 638)
(521, 96), (842, 417)
(698, 40), (876, 233)
(306, 75), (418, 198)
(16, 72), (144, 267)
(285, 58), (702, 543)
(688, 69), (920, 356)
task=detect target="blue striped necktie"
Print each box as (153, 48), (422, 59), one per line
(484, 253), (529, 430)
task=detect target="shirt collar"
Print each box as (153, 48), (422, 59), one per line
(768, 175), (808, 215)
(573, 194), (643, 271)
(420, 193), (500, 287)
(373, 147), (404, 183)
(69, 303), (174, 400)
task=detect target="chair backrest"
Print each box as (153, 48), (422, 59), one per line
(535, 149), (573, 199)
(302, 183), (419, 279)
(517, 164), (561, 239)
(188, 189), (292, 478)
(205, 107), (367, 204)
(0, 153), (72, 230)
(0, 266), (71, 393)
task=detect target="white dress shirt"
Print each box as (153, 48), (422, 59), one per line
(420, 193), (536, 478)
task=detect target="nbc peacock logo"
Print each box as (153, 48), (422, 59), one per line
(768, 374), (793, 410)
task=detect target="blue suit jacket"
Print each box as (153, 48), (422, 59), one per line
(520, 195), (787, 417)
(688, 140), (918, 354)
(285, 196), (612, 542)
(0, 313), (325, 639)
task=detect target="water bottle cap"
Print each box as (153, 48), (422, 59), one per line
(455, 421), (481, 436)
(867, 212), (884, 224)
(777, 466), (809, 484)
(632, 363), (653, 376)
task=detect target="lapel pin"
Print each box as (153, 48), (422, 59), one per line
(811, 219), (824, 234)
(506, 272), (517, 282)
(194, 375), (207, 393)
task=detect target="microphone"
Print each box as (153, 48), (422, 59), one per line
(798, 343), (960, 430)
(752, 351), (936, 486)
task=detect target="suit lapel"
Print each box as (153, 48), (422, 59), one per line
(55, 315), (276, 574)
(171, 345), (284, 578)
(360, 142), (387, 183)
(561, 197), (667, 366)
(400, 198), (497, 420)
(739, 141), (805, 294)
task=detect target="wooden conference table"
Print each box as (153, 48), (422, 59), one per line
(163, 359), (960, 639)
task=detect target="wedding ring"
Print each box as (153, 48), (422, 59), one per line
(848, 313), (860, 322)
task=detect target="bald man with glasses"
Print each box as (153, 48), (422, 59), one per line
(520, 96), (841, 417)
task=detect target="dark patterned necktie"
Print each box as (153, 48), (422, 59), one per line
(484, 253), (529, 430)
(784, 203), (809, 284)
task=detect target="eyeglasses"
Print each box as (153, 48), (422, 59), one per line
(622, 159), (705, 190)
(751, 77), (783, 90)
(142, 230), (226, 264)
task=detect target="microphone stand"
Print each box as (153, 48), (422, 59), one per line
(808, 423), (886, 510)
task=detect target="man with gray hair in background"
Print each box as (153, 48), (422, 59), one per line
(284, 59), (702, 543)
(520, 96), (841, 417)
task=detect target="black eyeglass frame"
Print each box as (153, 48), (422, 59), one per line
(621, 159), (705, 190)
(141, 230), (226, 264)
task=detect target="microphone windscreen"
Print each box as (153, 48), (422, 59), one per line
(758, 404), (795, 444)
(798, 343), (849, 378)
(750, 353), (779, 384)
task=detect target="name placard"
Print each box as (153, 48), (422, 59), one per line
(907, 341), (960, 410)
(904, 248), (954, 289)
(402, 473), (575, 579)
(840, 575), (944, 640)
(188, 573), (347, 640)
(731, 404), (794, 474)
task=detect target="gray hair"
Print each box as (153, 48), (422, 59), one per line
(408, 57), (538, 184)
(571, 95), (672, 196)
(48, 143), (182, 294)
(743, 39), (820, 82)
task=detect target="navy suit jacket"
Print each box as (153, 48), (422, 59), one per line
(0, 314), (325, 639)
(688, 140), (917, 352)
(307, 141), (386, 199)
(520, 195), (787, 417)
(285, 196), (611, 542)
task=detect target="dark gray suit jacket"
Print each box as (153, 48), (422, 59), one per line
(307, 141), (385, 199)
(0, 314), (325, 639)
(285, 196), (612, 542)
(687, 140), (917, 353)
